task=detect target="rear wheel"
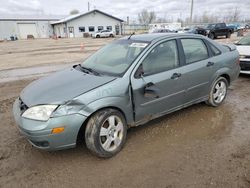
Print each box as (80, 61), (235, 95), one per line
(110, 34), (114, 37)
(206, 77), (228, 107)
(85, 109), (127, 158)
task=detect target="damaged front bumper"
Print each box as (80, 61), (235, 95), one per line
(12, 98), (87, 150)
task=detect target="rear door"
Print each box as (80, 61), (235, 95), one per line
(179, 38), (217, 102)
(131, 39), (188, 122)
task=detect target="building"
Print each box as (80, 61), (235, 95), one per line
(0, 15), (62, 40)
(51, 9), (124, 38)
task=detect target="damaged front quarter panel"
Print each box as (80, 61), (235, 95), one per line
(52, 99), (87, 117)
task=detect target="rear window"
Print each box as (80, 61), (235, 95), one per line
(181, 39), (209, 64)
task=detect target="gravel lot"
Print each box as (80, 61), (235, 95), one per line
(0, 35), (249, 188)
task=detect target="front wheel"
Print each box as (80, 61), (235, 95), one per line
(85, 109), (127, 158)
(206, 77), (228, 107)
(209, 33), (215, 39)
(226, 32), (231, 38)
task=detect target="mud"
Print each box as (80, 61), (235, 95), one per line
(0, 75), (249, 188)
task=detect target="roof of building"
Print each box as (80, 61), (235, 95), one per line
(0, 15), (63, 21)
(51, 9), (124, 25)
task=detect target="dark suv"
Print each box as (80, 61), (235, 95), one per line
(206, 23), (233, 39)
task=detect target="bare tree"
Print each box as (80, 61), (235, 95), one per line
(70, 9), (80, 15)
(138, 9), (156, 24)
(232, 7), (240, 22)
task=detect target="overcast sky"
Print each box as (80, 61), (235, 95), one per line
(0, 0), (249, 21)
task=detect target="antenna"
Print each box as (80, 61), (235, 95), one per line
(128, 32), (135, 40)
(88, 2), (90, 11)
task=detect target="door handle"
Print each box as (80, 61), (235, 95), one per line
(207, 62), (214, 67)
(171, 73), (181, 79)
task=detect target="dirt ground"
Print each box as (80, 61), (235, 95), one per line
(0, 35), (250, 188)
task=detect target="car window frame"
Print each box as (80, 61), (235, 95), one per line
(180, 38), (210, 65)
(134, 39), (181, 78)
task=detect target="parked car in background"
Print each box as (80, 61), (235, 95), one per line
(206, 23), (233, 39)
(152, 28), (176, 33)
(235, 34), (250, 74)
(245, 23), (250, 29)
(184, 27), (207, 36)
(13, 33), (240, 158)
(227, 23), (240, 32)
(92, 30), (114, 38)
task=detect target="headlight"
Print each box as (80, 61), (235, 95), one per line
(22, 105), (58, 121)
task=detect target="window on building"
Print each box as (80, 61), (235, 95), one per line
(98, 26), (104, 31)
(79, 27), (85, 32)
(107, 26), (112, 31)
(88, 26), (95, 32)
(63, 27), (66, 33)
(181, 39), (209, 64)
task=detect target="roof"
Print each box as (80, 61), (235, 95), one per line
(51, 9), (124, 25)
(121, 33), (206, 42)
(0, 15), (63, 21)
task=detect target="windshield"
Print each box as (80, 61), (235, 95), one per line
(237, 35), (250, 45)
(206, 24), (215, 29)
(81, 39), (149, 76)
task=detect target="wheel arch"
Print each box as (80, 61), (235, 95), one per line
(76, 105), (130, 145)
(220, 73), (230, 85)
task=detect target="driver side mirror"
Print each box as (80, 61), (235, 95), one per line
(134, 64), (144, 78)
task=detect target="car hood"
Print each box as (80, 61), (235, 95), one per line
(236, 45), (250, 55)
(20, 67), (116, 106)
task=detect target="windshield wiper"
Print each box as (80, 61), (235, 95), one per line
(77, 64), (100, 76)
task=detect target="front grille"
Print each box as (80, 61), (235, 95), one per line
(19, 98), (28, 114)
(240, 61), (250, 71)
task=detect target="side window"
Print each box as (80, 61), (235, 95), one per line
(210, 44), (221, 56)
(88, 26), (95, 32)
(98, 26), (103, 31)
(79, 27), (85, 32)
(181, 39), (209, 64)
(107, 26), (112, 31)
(142, 40), (179, 76)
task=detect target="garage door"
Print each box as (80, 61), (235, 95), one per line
(18, 23), (38, 39)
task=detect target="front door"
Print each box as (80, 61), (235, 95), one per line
(131, 39), (187, 122)
(68, 27), (74, 38)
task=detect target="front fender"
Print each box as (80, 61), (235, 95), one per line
(79, 96), (134, 124)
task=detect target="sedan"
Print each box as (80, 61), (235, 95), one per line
(13, 33), (240, 158)
(92, 30), (114, 38)
(235, 34), (250, 74)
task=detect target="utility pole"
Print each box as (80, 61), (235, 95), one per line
(88, 2), (90, 11)
(190, 0), (194, 23)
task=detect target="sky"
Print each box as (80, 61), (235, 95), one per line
(0, 0), (249, 21)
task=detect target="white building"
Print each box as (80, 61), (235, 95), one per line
(0, 15), (62, 40)
(52, 9), (124, 38)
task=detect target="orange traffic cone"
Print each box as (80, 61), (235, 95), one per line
(80, 43), (84, 51)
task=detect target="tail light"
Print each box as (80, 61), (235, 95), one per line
(236, 58), (240, 65)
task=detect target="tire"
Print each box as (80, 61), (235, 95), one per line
(96, 35), (100, 38)
(85, 109), (127, 158)
(226, 32), (231, 38)
(209, 33), (215, 39)
(110, 34), (114, 37)
(206, 77), (228, 107)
